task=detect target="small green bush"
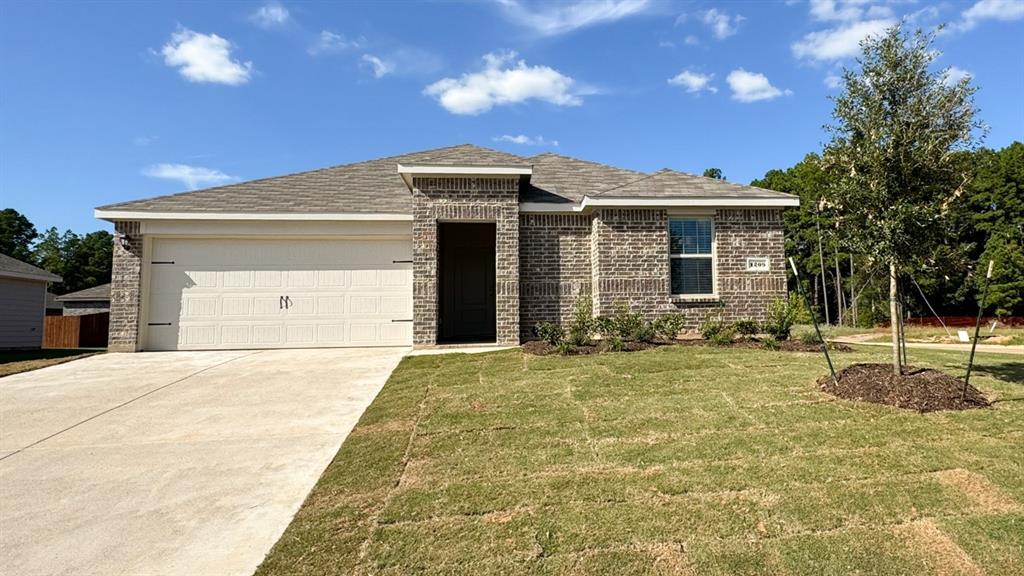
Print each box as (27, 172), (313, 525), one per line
(708, 325), (736, 346)
(652, 314), (687, 341)
(612, 303), (654, 342)
(605, 335), (625, 352)
(700, 307), (727, 340)
(556, 341), (575, 356)
(799, 329), (822, 345)
(762, 335), (780, 350)
(567, 294), (594, 346)
(534, 322), (564, 346)
(593, 316), (615, 338)
(763, 296), (797, 341)
(733, 319), (760, 336)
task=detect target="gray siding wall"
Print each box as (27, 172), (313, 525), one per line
(0, 277), (47, 349)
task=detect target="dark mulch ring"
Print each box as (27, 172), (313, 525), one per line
(819, 363), (990, 412)
(522, 337), (852, 356)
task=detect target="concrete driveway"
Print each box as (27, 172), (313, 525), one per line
(0, 348), (407, 576)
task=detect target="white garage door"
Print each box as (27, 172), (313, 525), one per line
(145, 238), (413, 350)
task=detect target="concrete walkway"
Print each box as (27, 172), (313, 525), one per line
(0, 348), (407, 576)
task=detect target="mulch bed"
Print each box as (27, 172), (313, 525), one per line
(522, 337), (852, 356)
(819, 363), (990, 412)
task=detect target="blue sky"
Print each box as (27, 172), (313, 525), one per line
(2, 0), (1022, 233)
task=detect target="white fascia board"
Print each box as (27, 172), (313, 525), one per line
(94, 210), (414, 222)
(582, 196), (800, 208)
(518, 202), (584, 213)
(396, 164), (532, 176)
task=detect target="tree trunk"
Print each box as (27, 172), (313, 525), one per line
(816, 211), (831, 325)
(834, 251), (844, 326)
(849, 254), (857, 327)
(889, 263), (902, 376)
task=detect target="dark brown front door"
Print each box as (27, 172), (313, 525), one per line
(439, 222), (496, 343)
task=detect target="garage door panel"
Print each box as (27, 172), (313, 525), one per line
(146, 238), (412, 350)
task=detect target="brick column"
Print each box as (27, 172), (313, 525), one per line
(109, 221), (143, 352)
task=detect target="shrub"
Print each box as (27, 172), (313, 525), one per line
(762, 335), (780, 350)
(700, 307), (727, 340)
(612, 302), (652, 342)
(534, 322), (564, 346)
(733, 319), (760, 336)
(799, 329), (822, 345)
(652, 314), (687, 341)
(708, 325), (736, 346)
(763, 296), (797, 341)
(593, 316), (616, 338)
(567, 294), (594, 346)
(556, 341), (575, 356)
(605, 335), (625, 352)
(789, 292), (813, 325)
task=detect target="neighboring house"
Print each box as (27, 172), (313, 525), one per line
(55, 283), (111, 316)
(95, 144), (798, 352)
(45, 292), (64, 316)
(0, 253), (62, 350)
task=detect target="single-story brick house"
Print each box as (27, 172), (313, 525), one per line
(55, 283), (111, 316)
(95, 144), (798, 352)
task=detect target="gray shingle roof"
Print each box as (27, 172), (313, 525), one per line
(97, 145), (795, 215)
(594, 168), (799, 200)
(55, 283), (111, 302)
(0, 253), (62, 282)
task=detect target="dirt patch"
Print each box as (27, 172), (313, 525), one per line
(892, 519), (982, 576)
(934, 469), (1022, 513)
(819, 363), (990, 412)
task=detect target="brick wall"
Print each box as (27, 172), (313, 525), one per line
(412, 177), (520, 346)
(520, 208), (787, 335)
(108, 221), (142, 351)
(518, 214), (592, 339)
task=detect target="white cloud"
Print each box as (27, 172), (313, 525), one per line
(496, 0), (649, 36)
(308, 30), (359, 55)
(943, 66), (972, 86)
(726, 69), (791, 102)
(133, 136), (157, 147)
(684, 34), (699, 45)
(824, 74), (842, 89)
(424, 51), (582, 115)
(791, 18), (893, 61)
(701, 8), (744, 39)
(954, 0), (1024, 32)
(142, 164), (237, 190)
(668, 70), (717, 94)
(361, 54), (395, 78)
(161, 28), (253, 85)
(250, 2), (290, 28)
(809, 0), (866, 22)
(493, 134), (559, 147)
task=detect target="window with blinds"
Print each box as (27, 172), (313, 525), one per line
(669, 218), (714, 296)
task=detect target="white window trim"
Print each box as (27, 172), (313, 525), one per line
(669, 216), (717, 299)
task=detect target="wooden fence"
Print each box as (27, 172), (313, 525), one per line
(43, 312), (109, 349)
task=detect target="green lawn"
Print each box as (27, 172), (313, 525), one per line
(257, 345), (1023, 575)
(0, 349), (101, 377)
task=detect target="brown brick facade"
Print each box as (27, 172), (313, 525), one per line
(412, 177), (520, 346)
(519, 208), (787, 335)
(109, 220), (143, 352)
(518, 214), (593, 338)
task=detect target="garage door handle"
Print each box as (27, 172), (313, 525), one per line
(391, 319), (413, 323)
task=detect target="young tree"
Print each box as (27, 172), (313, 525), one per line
(823, 26), (983, 375)
(0, 208), (38, 262)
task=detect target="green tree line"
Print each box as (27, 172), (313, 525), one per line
(0, 208), (112, 295)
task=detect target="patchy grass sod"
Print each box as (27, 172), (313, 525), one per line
(257, 345), (1024, 575)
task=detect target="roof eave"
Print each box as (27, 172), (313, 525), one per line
(94, 210), (414, 222)
(0, 270), (62, 283)
(520, 195), (800, 213)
